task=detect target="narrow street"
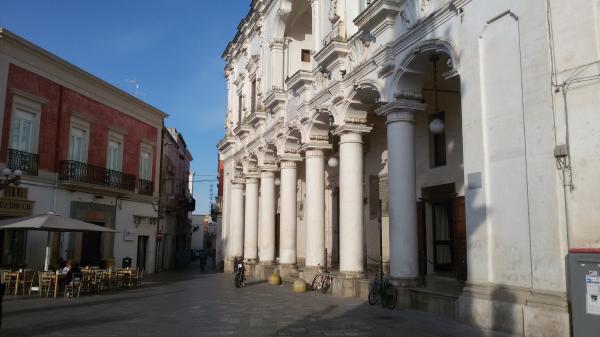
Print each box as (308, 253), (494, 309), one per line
(1, 268), (513, 337)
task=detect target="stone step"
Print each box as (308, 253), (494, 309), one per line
(408, 276), (465, 319)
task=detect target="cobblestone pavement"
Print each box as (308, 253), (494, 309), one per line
(1, 268), (514, 337)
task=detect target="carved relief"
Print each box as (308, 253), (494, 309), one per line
(329, 0), (340, 23)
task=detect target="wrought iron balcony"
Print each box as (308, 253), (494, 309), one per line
(138, 179), (154, 196)
(59, 160), (136, 191)
(8, 149), (39, 176)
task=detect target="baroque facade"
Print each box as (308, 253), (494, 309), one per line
(217, 1), (600, 336)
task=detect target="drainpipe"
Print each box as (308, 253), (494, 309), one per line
(154, 125), (165, 273)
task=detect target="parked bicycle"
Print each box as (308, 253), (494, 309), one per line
(311, 264), (332, 294)
(368, 265), (397, 309)
(232, 256), (245, 288)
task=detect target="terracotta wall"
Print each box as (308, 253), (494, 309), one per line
(2, 64), (158, 180)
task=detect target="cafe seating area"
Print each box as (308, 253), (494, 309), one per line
(0, 266), (144, 299)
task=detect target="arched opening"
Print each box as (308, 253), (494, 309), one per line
(396, 47), (466, 282)
(283, 1), (313, 79)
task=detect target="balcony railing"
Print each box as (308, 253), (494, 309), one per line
(8, 149), (39, 176)
(59, 160), (136, 191)
(138, 179), (154, 196)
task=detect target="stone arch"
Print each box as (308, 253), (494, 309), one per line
(278, 125), (303, 156)
(390, 39), (460, 97)
(243, 151), (259, 175)
(302, 109), (332, 144)
(258, 142), (278, 167)
(338, 79), (384, 125)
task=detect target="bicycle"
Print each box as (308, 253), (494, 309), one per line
(232, 256), (246, 288)
(311, 264), (332, 294)
(368, 267), (398, 310)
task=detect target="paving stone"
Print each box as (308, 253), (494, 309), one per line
(0, 269), (515, 337)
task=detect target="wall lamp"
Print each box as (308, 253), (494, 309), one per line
(0, 168), (22, 191)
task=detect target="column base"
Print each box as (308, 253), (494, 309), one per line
(255, 262), (277, 281)
(278, 263), (299, 282)
(331, 271), (368, 298)
(390, 276), (422, 288)
(244, 260), (257, 279)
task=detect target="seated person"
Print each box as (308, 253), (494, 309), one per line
(65, 260), (82, 283)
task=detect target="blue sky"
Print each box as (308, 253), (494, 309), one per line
(0, 1), (250, 214)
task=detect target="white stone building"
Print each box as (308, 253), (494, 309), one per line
(216, 1), (600, 336)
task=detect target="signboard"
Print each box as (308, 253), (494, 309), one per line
(587, 271), (600, 315)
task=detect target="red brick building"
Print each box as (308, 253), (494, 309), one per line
(0, 28), (166, 272)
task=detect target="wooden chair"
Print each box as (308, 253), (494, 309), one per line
(0, 270), (13, 295)
(16, 270), (36, 295)
(64, 272), (82, 298)
(135, 268), (144, 287)
(38, 272), (56, 298)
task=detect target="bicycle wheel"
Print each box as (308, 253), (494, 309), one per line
(383, 285), (398, 309)
(368, 283), (380, 305)
(320, 275), (331, 294)
(311, 274), (320, 291)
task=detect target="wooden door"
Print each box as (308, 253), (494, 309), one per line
(453, 196), (467, 281)
(432, 202), (454, 272)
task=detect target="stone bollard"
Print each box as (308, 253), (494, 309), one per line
(268, 272), (282, 285)
(293, 278), (307, 293)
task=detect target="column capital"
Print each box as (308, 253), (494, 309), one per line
(375, 97), (427, 124)
(259, 164), (278, 173)
(245, 177), (259, 184)
(261, 170), (276, 178)
(280, 161), (298, 169)
(332, 123), (373, 136)
(300, 142), (331, 157)
(231, 179), (246, 188)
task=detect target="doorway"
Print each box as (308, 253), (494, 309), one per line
(81, 222), (103, 267)
(137, 236), (148, 269)
(419, 184), (467, 280)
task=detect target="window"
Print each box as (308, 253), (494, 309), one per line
(429, 112), (447, 167)
(238, 95), (243, 124)
(139, 146), (152, 180)
(251, 80), (257, 112)
(10, 109), (34, 153)
(301, 49), (311, 63)
(68, 116), (90, 162)
(9, 95), (41, 154)
(107, 131), (124, 171)
(68, 128), (86, 162)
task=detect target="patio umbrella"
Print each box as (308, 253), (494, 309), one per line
(0, 212), (117, 271)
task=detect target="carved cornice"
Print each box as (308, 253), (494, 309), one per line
(285, 70), (315, 93)
(217, 136), (237, 153)
(353, 0), (403, 32)
(233, 123), (252, 138)
(264, 87), (287, 112)
(247, 111), (267, 127)
(313, 41), (349, 69)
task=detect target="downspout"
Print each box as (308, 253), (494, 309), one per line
(154, 125), (165, 273)
(45, 86), (64, 271)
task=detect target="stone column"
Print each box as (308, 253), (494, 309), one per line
(243, 176), (259, 262)
(305, 148), (326, 268)
(376, 97), (427, 281)
(279, 160), (298, 266)
(310, 0), (321, 53)
(270, 40), (284, 88)
(229, 179), (245, 259)
(259, 170), (276, 264)
(334, 125), (372, 276)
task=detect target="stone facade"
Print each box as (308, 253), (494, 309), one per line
(217, 1), (600, 336)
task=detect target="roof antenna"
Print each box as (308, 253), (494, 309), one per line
(124, 78), (140, 96)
